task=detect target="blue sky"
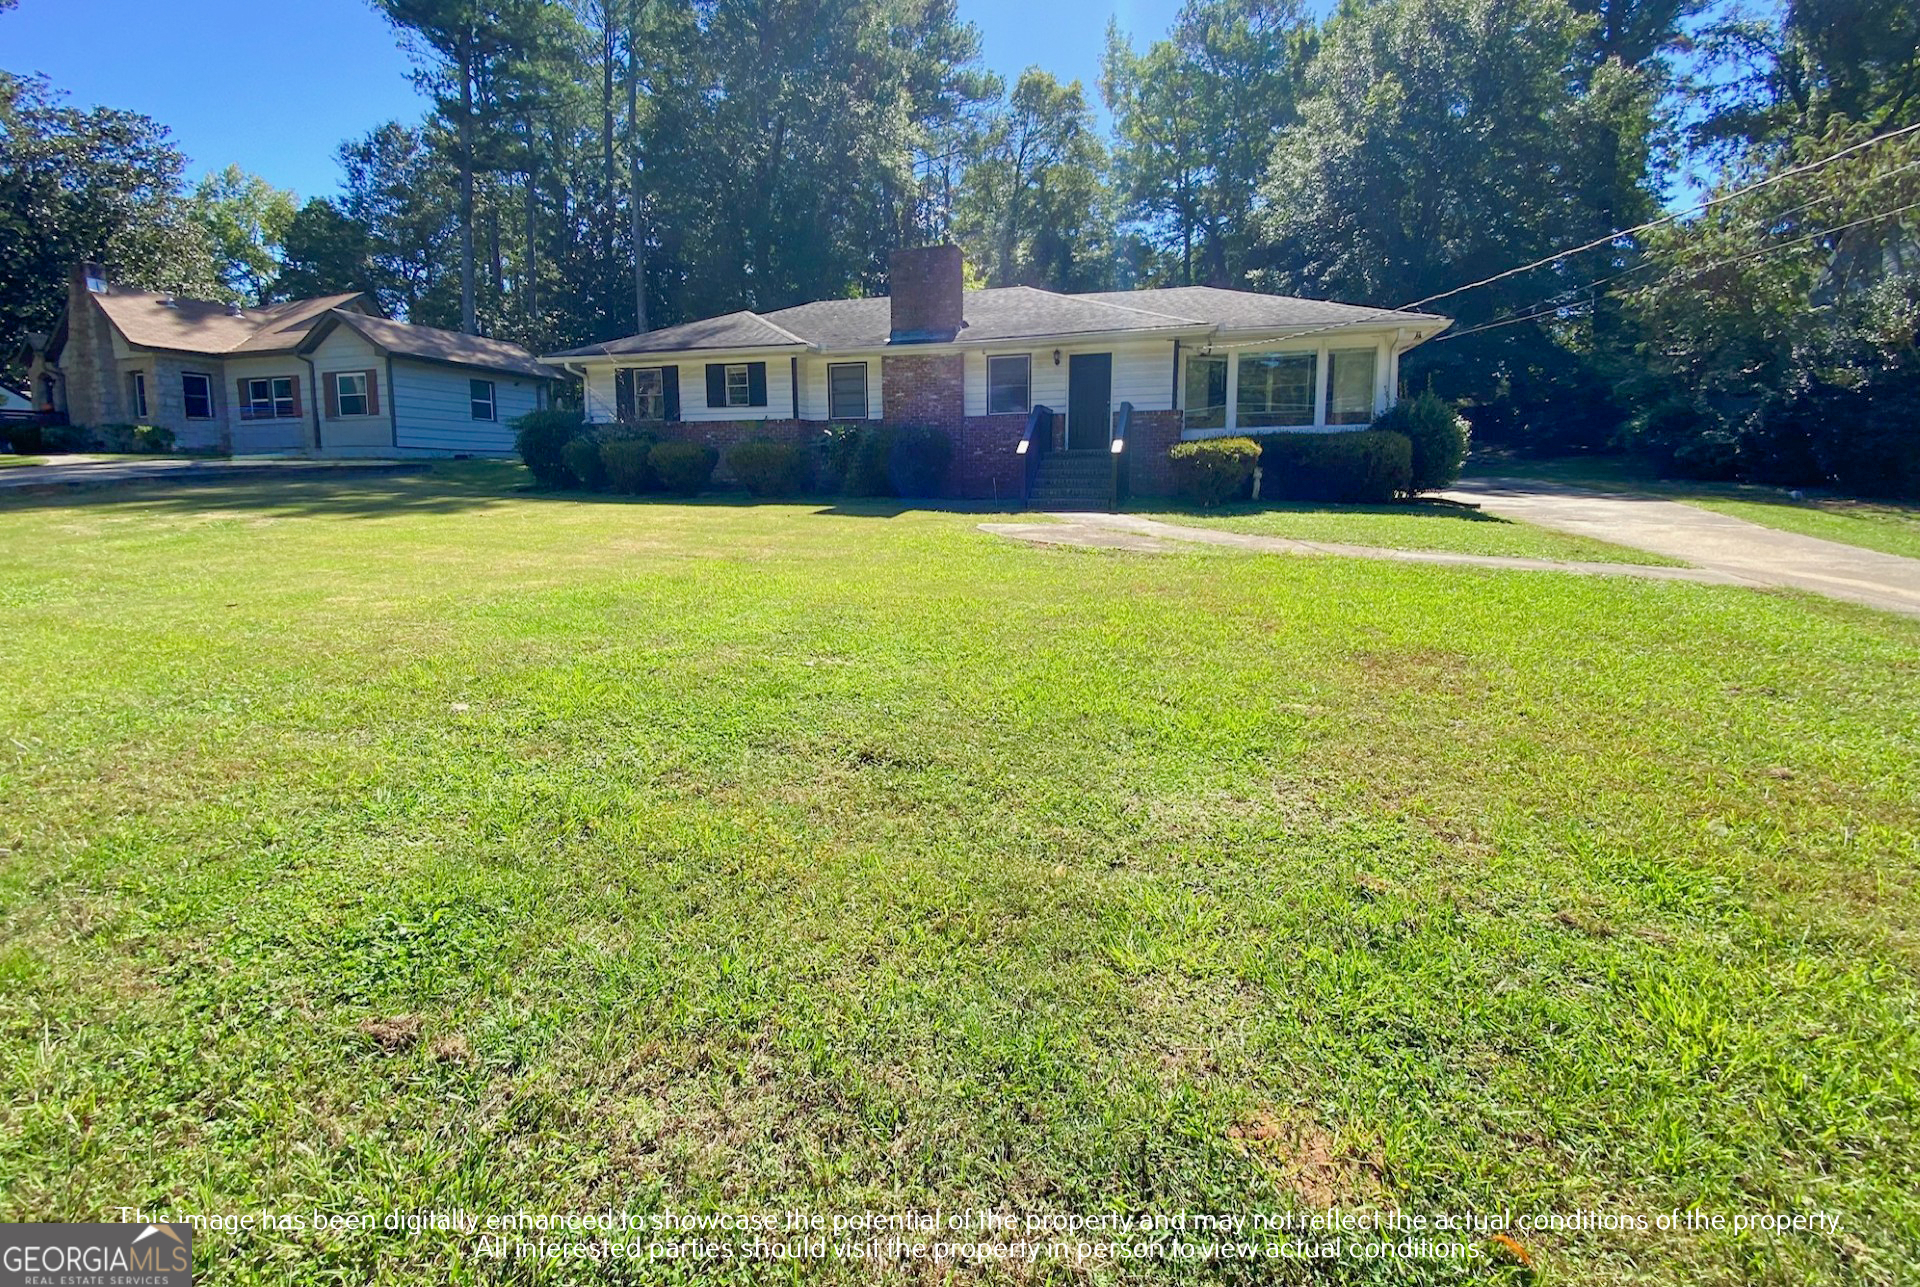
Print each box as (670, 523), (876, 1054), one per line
(1, 0), (1186, 201)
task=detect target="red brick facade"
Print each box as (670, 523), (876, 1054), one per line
(1124, 410), (1183, 499)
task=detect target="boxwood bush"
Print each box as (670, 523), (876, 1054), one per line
(819, 423), (954, 498)
(1372, 392), (1470, 492)
(1257, 430), (1413, 503)
(1169, 436), (1260, 506)
(600, 437), (656, 494)
(728, 440), (810, 497)
(513, 409), (586, 487)
(648, 441), (718, 495)
(561, 437), (607, 491)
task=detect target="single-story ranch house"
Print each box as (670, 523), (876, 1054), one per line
(29, 264), (557, 456)
(546, 245), (1450, 499)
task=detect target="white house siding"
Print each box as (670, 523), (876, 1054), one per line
(962, 339), (1177, 420)
(226, 354), (312, 454)
(797, 355), (883, 421)
(1176, 330), (1400, 439)
(391, 359), (538, 454)
(579, 355), (798, 424)
(310, 327), (392, 455)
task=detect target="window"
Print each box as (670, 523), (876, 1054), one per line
(617, 367), (667, 422)
(128, 371), (148, 420)
(827, 362), (868, 419)
(1184, 355), (1226, 431)
(246, 376), (297, 420)
(724, 363), (751, 407)
(986, 354), (1030, 415)
(1327, 348), (1377, 425)
(470, 379), (496, 421)
(1236, 351), (1317, 428)
(334, 372), (369, 417)
(182, 372), (214, 420)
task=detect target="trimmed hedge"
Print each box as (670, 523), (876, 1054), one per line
(728, 440), (810, 497)
(1169, 436), (1261, 506)
(513, 409), (586, 487)
(600, 438), (654, 494)
(820, 423), (953, 497)
(648, 441), (717, 495)
(887, 424), (952, 497)
(1373, 392), (1470, 492)
(561, 437), (607, 491)
(1257, 430), (1413, 503)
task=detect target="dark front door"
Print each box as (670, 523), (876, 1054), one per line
(1066, 353), (1112, 451)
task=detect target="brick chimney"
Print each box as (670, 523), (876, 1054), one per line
(888, 244), (964, 343)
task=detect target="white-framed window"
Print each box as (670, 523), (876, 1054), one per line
(1327, 348), (1377, 425)
(636, 368), (664, 420)
(128, 371), (148, 420)
(181, 372), (215, 420)
(724, 363), (751, 407)
(827, 362), (868, 420)
(247, 376), (296, 420)
(986, 354), (1030, 415)
(470, 379), (496, 421)
(1183, 355), (1226, 432)
(334, 372), (369, 417)
(1236, 351), (1317, 428)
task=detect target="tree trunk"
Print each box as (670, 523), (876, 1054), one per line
(626, 8), (648, 332)
(601, 2), (616, 270)
(458, 36), (477, 334)
(524, 116), (539, 326)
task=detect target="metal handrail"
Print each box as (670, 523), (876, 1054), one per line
(1016, 403), (1053, 504)
(1109, 401), (1133, 512)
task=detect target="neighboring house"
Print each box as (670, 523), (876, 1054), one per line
(0, 385), (29, 411)
(30, 264), (557, 456)
(546, 244), (1450, 499)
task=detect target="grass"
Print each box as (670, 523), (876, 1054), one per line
(1138, 500), (1683, 565)
(0, 455), (47, 468)
(2, 463), (1916, 1285)
(1467, 454), (1920, 562)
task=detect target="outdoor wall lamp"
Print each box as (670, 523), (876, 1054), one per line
(1052, 349), (1061, 365)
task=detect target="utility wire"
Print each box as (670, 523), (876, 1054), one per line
(1430, 197), (1920, 344)
(1201, 118), (1920, 352)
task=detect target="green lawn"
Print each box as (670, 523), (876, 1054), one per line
(1467, 455), (1920, 562)
(1138, 500), (1682, 564)
(2, 464), (1916, 1285)
(0, 455), (47, 468)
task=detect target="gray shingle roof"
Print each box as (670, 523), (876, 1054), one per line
(549, 284), (1446, 360)
(323, 312), (557, 379)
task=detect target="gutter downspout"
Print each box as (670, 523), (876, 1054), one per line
(385, 352), (399, 450)
(298, 353), (323, 454)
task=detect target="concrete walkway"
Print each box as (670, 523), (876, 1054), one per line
(1443, 478), (1920, 618)
(0, 456), (428, 495)
(981, 512), (1754, 587)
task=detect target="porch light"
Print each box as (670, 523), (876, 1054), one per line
(1052, 350), (1060, 365)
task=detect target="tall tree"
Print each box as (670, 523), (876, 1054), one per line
(275, 198), (377, 301)
(952, 69), (1114, 290)
(188, 164), (298, 305)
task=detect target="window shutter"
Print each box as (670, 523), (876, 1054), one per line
(705, 363), (726, 409)
(237, 379), (252, 420)
(288, 377), (302, 418)
(323, 373), (339, 420)
(747, 362), (767, 407)
(662, 366), (680, 421)
(615, 368), (635, 422)
(365, 369), (381, 417)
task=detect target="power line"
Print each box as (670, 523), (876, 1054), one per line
(1430, 197), (1920, 344)
(1203, 118), (1920, 352)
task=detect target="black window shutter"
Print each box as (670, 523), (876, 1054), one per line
(747, 362), (767, 407)
(705, 363), (726, 408)
(662, 366), (680, 421)
(615, 368), (634, 422)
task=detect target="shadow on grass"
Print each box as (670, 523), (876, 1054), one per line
(0, 461), (1028, 520)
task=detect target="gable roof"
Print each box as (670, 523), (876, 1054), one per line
(548, 284), (1446, 361)
(92, 289), (365, 355)
(314, 312), (558, 379)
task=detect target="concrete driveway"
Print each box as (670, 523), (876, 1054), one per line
(1443, 478), (1920, 619)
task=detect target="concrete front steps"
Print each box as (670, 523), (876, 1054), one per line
(1027, 450), (1113, 509)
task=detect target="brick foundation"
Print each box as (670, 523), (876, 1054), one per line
(1125, 410), (1183, 498)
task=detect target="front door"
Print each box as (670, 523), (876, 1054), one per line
(1066, 353), (1112, 451)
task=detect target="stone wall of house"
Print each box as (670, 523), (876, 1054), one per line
(62, 266), (124, 429)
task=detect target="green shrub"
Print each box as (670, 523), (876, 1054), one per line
(131, 424), (174, 454)
(600, 437), (656, 494)
(5, 422), (43, 454)
(1169, 436), (1261, 506)
(39, 422), (96, 452)
(561, 437), (606, 491)
(728, 440), (810, 497)
(817, 424), (863, 493)
(1374, 392), (1469, 492)
(845, 426), (895, 497)
(1258, 430), (1413, 503)
(513, 408), (586, 487)
(887, 425), (953, 497)
(648, 441), (717, 495)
